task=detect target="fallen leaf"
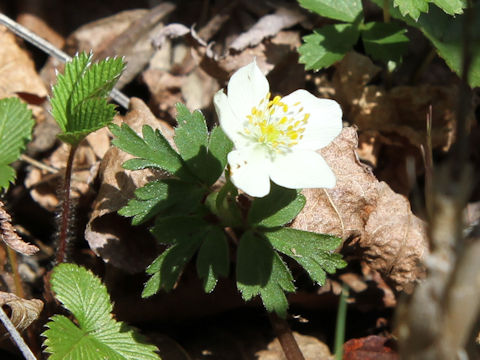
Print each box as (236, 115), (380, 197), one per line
(84, 98), (174, 273)
(256, 332), (331, 360)
(0, 201), (39, 255)
(291, 127), (428, 291)
(344, 335), (398, 360)
(0, 292), (43, 333)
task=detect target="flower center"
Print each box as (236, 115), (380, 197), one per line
(242, 93), (309, 155)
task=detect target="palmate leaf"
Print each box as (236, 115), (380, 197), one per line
(298, 0), (363, 22)
(43, 263), (160, 360)
(0, 97), (34, 190)
(393, 0), (429, 20)
(51, 52), (125, 145)
(265, 228), (346, 285)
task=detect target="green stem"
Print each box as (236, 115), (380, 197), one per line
(56, 144), (78, 264)
(268, 312), (305, 360)
(334, 283), (349, 360)
(383, 0), (391, 22)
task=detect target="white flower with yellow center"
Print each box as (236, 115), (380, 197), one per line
(214, 61), (342, 197)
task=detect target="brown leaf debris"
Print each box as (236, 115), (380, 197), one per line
(291, 127), (428, 291)
(0, 201), (39, 256)
(0, 292), (43, 333)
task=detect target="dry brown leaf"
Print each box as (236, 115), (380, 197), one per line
(0, 292), (43, 332)
(256, 332), (331, 360)
(0, 201), (39, 255)
(291, 127), (428, 291)
(25, 129), (109, 211)
(228, 6), (305, 51)
(85, 98), (174, 273)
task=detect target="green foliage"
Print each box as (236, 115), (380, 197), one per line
(393, 0), (465, 20)
(43, 263), (160, 360)
(51, 52), (125, 145)
(361, 22), (409, 63)
(299, 23), (360, 71)
(111, 102), (345, 317)
(0, 97), (34, 191)
(299, 0), (363, 22)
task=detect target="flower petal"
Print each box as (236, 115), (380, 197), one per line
(282, 90), (342, 151)
(227, 61), (269, 121)
(269, 150), (336, 189)
(214, 90), (246, 146)
(228, 147), (271, 197)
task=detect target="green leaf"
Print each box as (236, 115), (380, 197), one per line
(204, 125), (233, 185)
(298, 0), (363, 22)
(0, 97), (34, 190)
(43, 263), (159, 360)
(51, 52), (125, 145)
(299, 23), (360, 71)
(248, 183), (305, 227)
(361, 21), (409, 63)
(143, 216), (208, 296)
(110, 123), (193, 179)
(393, 0), (429, 20)
(119, 179), (205, 225)
(174, 104), (209, 182)
(205, 179), (242, 227)
(236, 231), (295, 317)
(196, 226), (230, 293)
(265, 228), (346, 285)
(431, 0), (465, 15)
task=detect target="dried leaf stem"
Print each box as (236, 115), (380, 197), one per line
(0, 306), (37, 360)
(56, 144), (78, 264)
(6, 246), (25, 298)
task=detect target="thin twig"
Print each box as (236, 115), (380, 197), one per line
(0, 13), (130, 109)
(0, 306), (37, 360)
(6, 246), (25, 298)
(20, 154), (59, 174)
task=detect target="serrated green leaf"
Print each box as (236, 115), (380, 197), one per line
(265, 228), (346, 285)
(109, 123), (193, 179)
(119, 179), (205, 225)
(393, 0), (429, 20)
(207, 125), (233, 178)
(299, 23), (360, 71)
(236, 231), (274, 300)
(143, 216), (209, 296)
(51, 52), (125, 145)
(0, 97), (34, 190)
(361, 21), (409, 63)
(196, 226), (230, 293)
(248, 183), (305, 227)
(298, 0), (363, 22)
(431, 0), (465, 15)
(174, 104), (209, 181)
(43, 263), (159, 360)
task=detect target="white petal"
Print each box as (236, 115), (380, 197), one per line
(214, 90), (245, 146)
(227, 61), (269, 121)
(269, 150), (336, 189)
(228, 147), (271, 197)
(282, 90), (342, 151)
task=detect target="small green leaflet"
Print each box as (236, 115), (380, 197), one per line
(265, 228), (346, 285)
(393, 0), (429, 20)
(174, 104), (233, 185)
(43, 263), (160, 360)
(0, 97), (34, 190)
(248, 184), (305, 227)
(236, 231), (295, 317)
(361, 22), (409, 63)
(298, 0), (363, 22)
(51, 52), (125, 145)
(299, 23), (360, 71)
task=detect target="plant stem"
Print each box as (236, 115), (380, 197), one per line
(6, 246), (25, 298)
(383, 0), (391, 22)
(334, 284), (349, 360)
(268, 312), (305, 360)
(56, 144), (78, 264)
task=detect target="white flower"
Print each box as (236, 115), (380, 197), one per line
(214, 61), (342, 197)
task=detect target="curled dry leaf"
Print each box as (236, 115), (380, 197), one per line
(85, 98), (174, 273)
(0, 201), (39, 255)
(291, 127), (428, 291)
(0, 292), (43, 333)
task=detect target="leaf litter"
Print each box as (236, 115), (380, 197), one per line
(1, 0), (478, 358)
